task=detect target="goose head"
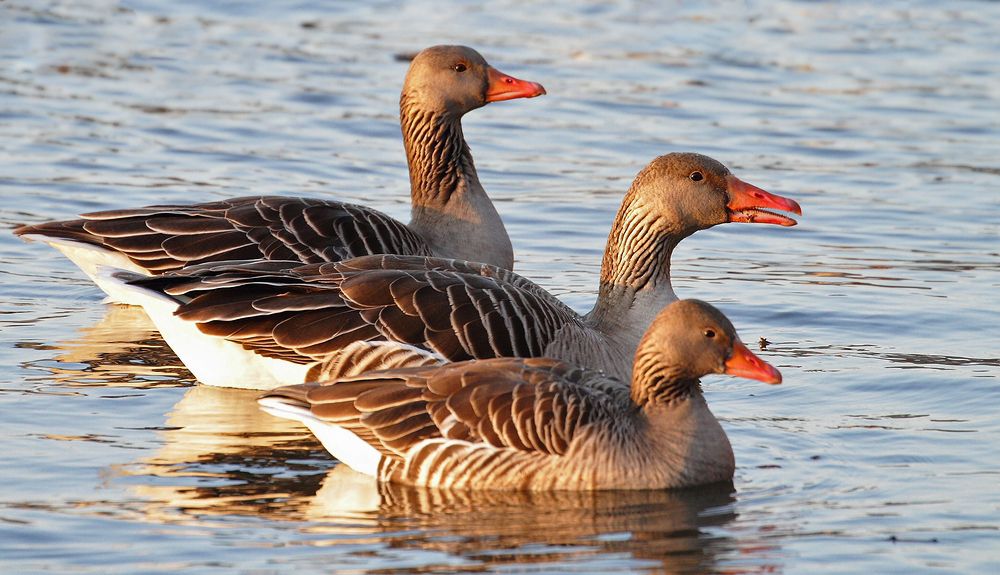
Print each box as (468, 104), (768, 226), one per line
(630, 299), (781, 406)
(624, 152), (801, 238)
(402, 45), (546, 117)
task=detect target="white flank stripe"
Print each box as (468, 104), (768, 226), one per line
(95, 266), (312, 389)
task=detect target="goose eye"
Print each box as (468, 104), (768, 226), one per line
(690, 171), (704, 182)
(453, 63), (467, 73)
(703, 329), (716, 339)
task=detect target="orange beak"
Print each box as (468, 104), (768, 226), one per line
(725, 174), (802, 227)
(723, 340), (782, 384)
(485, 66), (546, 102)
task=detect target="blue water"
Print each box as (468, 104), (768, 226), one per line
(1, 0), (998, 573)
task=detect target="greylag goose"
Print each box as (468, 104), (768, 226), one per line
(258, 299), (782, 490)
(108, 152), (800, 389)
(13, 45), (545, 303)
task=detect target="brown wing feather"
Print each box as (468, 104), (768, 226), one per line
(14, 196), (433, 272)
(125, 255), (585, 369)
(263, 357), (630, 463)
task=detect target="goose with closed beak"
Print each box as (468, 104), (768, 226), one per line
(14, 45), (545, 303)
(258, 299), (783, 490)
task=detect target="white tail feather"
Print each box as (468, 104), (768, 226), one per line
(259, 397), (383, 477)
(23, 236), (153, 304)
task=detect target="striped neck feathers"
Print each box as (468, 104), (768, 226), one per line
(400, 93), (478, 210)
(597, 185), (698, 296)
(629, 337), (703, 407)
(584, 193), (688, 340)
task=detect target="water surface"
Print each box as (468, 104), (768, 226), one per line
(1, 0), (998, 573)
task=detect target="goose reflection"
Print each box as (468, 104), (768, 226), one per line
(31, 304), (192, 388)
(116, 384), (331, 524)
(27, 305), (332, 520)
(305, 468), (743, 574)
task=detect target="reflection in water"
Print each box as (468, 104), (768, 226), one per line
(18, 304), (333, 522)
(118, 385), (329, 524)
(26, 305), (194, 388)
(327, 479), (745, 574)
(123, 390), (751, 572)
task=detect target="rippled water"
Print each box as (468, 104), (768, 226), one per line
(2, 0), (998, 573)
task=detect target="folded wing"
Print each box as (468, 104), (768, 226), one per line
(17, 197), (434, 273)
(262, 356), (629, 464)
(130, 255), (586, 367)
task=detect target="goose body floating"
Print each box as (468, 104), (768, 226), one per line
(259, 299), (783, 491)
(14, 46), (545, 303)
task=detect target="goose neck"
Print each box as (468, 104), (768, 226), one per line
(630, 366), (702, 408)
(400, 97), (513, 269)
(584, 244), (680, 347)
(597, 197), (688, 296)
(400, 100), (476, 211)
